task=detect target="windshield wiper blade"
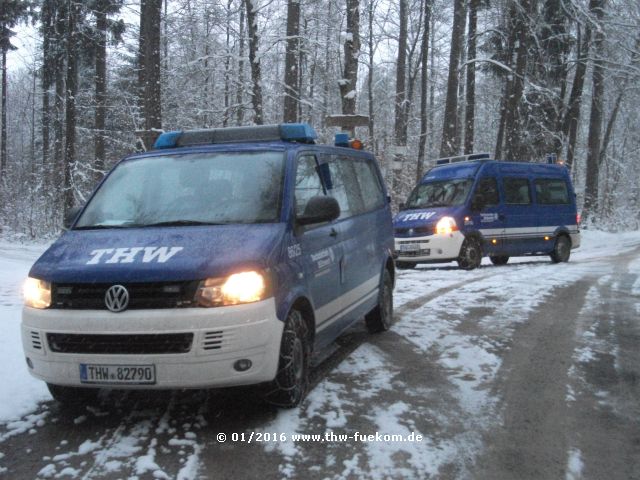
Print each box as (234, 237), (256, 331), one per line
(73, 224), (138, 230)
(139, 220), (227, 227)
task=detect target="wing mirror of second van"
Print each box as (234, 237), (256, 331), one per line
(297, 195), (341, 225)
(471, 193), (486, 212)
(62, 206), (83, 230)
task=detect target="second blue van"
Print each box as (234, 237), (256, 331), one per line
(393, 154), (580, 270)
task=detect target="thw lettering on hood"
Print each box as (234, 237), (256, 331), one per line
(86, 247), (184, 265)
(400, 211), (436, 222)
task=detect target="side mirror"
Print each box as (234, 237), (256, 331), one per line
(471, 193), (486, 212)
(297, 196), (340, 226)
(63, 206), (83, 230)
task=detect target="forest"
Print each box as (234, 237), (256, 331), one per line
(1, 0), (639, 239)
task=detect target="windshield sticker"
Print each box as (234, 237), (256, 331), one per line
(400, 212), (436, 222)
(86, 247), (184, 265)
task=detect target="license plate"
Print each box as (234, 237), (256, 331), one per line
(80, 364), (156, 385)
(399, 243), (420, 252)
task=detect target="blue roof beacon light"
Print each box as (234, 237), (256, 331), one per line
(152, 123), (317, 150)
(334, 133), (350, 147)
(279, 123), (318, 143)
(153, 131), (182, 149)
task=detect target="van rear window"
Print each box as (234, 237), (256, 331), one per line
(534, 178), (570, 205)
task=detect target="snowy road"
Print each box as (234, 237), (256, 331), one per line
(0, 231), (639, 479)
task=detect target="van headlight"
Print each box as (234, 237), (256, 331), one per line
(195, 271), (268, 307)
(24, 277), (52, 309)
(435, 216), (458, 235)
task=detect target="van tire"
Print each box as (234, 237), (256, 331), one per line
(47, 384), (98, 405)
(396, 261), (416, 270)
(263, 309), (310, 408)
(550, 235), (571, 263)
(490, 255), (509, 266)
(365, 270), (394, 333)
(457, 238), (482, 270)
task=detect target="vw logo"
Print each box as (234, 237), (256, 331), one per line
(105, 285), (129, 313)
(408, 228), (415, 235)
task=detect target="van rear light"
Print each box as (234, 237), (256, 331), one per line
(576, 213), (581, 225)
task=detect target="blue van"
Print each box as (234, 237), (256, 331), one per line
(393, 154), (580, 270)
(21, 124), (394, 407)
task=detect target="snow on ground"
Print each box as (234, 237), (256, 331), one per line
(0, 241), (50, 425)
(0, 230), (639, 477)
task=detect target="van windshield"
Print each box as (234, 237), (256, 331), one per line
(405, 178), (472, 209)
(75, 151), (284, 229)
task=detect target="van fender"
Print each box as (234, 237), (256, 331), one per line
(551, 226), (573, 247)
(276, 288), (317, 341)
(462, 229), (485, 251)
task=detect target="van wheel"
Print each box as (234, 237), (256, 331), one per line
(365, 270), (393, 333)
(263, 309), (310, 408)
(47, 384), (98, 405)
(550, 235), (571, 263)
(490, 255), (509, 266)
(396, 261), (416, 270)
(457, 238), (482, 270)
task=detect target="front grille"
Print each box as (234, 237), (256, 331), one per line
(47, 333), (194, 354)
(51, 281), (200, 310)
(394, 225), (434, 237)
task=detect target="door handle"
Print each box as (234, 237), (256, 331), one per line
(329, 228), (338, 238)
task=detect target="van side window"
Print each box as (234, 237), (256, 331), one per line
(476, 177), (499, 205)
(503, 178), (531, 205)
(534, 178), (570, 204)
(294, 155), (325, 217)
(353, 160), (385, 212)
(326, 156), (365, 219)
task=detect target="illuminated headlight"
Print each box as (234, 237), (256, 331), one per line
(435, 216), (457, 235)
(195, 271), (268, 307)
(23, 277), (51, 309)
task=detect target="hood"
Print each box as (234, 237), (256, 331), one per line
(30, 224), (286, 283)
(393, 206), (465, 229)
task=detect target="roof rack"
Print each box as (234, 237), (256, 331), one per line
(435, 153), (491, 165)
(153, 123), (318, 149)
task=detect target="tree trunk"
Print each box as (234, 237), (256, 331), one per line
(439, 0), (466, 157)
(503, 0), (531, 161)
(339, 0), (360, 116)
(236, 5), (245, 125)
(94, 4), (107, 183)
(417, 0), (432, 182)
(464, 0), (478, 154)
(367, 0), (375, 147)
(583, 0), (606, 222)
(394, 0), (408, 149)
(1, 43), (6, 179)
(140, 0), (163, 144)
(244, 0), (264, 124)
(63, 0), (79, 216)
(562, 22), (591, 170)
(283, 0), (300, 123)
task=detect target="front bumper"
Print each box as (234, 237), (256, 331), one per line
(394, 231), (465, 262)
(21, 298), (284, 389)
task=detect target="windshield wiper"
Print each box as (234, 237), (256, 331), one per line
(138, 220), (228, 227)
(73, 223), (139, 230)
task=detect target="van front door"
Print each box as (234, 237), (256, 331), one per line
(471, 177), (505, 255)
(293, 154), (344, 347)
